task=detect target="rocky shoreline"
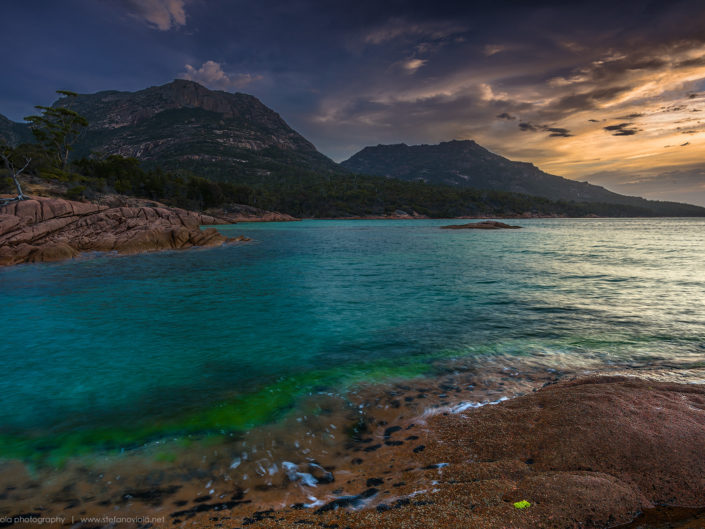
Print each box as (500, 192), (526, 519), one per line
(2, 370), (702, 529)
(0, 196), (248, 266)
(195, 375), (704, 529)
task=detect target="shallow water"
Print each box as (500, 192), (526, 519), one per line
(1, 218), (704, 454)
(0, 218), (704, 520)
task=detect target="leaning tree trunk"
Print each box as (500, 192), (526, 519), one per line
(11, 171), (26, 200)
(1, 153), (31, 202)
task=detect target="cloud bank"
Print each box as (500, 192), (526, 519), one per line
(123, 0), (188, 31)
(4, 0), (705, 204)
(179, 61), (263, 91)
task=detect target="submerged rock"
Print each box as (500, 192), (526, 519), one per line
(440, 221), (522, 229)
(0, 197), (247, 266)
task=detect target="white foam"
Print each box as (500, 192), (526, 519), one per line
(452, 396), (509, 413)
(304, 496), (324, 508)
(299, 473), (318, 487)
(282, 461), (319, 487)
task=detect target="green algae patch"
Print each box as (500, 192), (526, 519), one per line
(154, 451), (177, 463)
(0, 356), (436, 466)
(514, 500), (531, 509)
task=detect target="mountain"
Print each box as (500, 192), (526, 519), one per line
(3, 85), (704, 217)
(54, 80), (343, 184)
(340, 140), (704, 214)
(0, 114), (32, 147)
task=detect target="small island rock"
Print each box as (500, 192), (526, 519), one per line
(441, 220), (522, 229)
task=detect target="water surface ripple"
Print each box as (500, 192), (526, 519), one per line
(1, 218), (704, 451)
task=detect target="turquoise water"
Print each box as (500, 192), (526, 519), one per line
(1, 218), (704, 458)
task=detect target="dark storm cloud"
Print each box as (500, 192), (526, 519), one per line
(613, 129), (638, 136)
(496, 112), (516, 120)
(604, 123), (639, 136)
(548, 52), (666, 92)
(604, 123), (630, 131)
(551, 86), (633, 114)
(627, 58), (669, 70)
(518, 122), (539, 132)
(518, 122), (572, 137)
(676, 56), (705, 68)
(547, 127), (572, 137)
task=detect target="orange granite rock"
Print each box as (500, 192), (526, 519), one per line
(0, 197), (246, 265)
(217, 377), (705, 529)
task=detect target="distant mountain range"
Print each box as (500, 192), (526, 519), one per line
(1, 80), (704, 217)
(341, 140), (688, 210)
(341, 141), (705, 216)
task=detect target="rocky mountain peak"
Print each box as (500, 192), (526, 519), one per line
(35, 80), (343, 180)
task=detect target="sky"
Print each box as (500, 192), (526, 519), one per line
(2, 0), (705, 205)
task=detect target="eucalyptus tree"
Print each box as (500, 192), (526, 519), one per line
(25, 90), (88, 170)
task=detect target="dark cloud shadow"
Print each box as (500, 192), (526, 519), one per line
(604, 122), (639, 136)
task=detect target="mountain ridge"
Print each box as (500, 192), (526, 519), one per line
(341, 139), (675, 209)
(1, 82), (704, 216)
(53, 79), (343, 183)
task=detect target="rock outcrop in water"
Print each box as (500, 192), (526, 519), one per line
(441, 220), (522, 229)
(0, 197), (245, 266)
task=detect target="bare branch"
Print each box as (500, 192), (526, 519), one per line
(17, 157), (31, 176)
(0, 151), (30, 201)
